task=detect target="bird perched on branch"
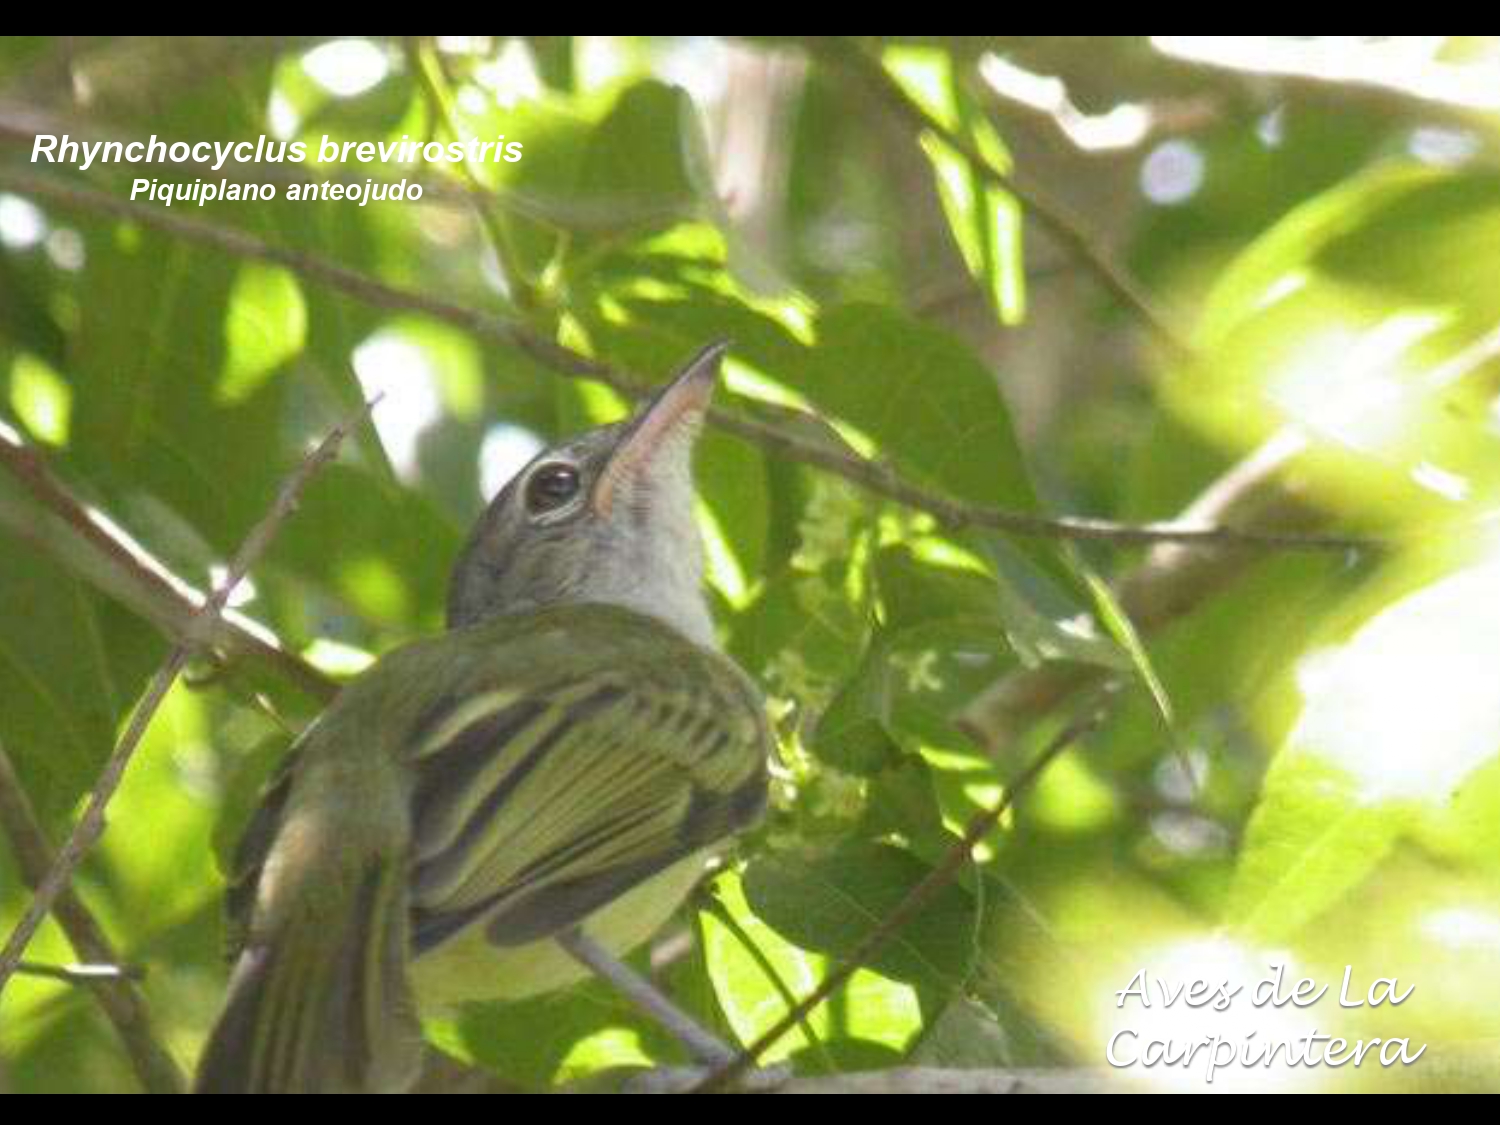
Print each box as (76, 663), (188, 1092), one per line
(195, 342), (770, 1093)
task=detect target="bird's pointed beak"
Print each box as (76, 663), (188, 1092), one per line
(593, 341), (727, 516)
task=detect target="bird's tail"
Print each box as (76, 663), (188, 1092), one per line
(194, 857), (421, 1094)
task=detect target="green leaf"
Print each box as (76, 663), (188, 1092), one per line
(700, 853), (971, 1068)
(263, 462), (461, 634)
(874, 540), (1005, 631)
(1227, 754), (1405, 943)
(883, 46), (1025, 325)
(1171, 165), (1500, 531)
(435, 971), (696, 1089)
(0, 528), (159, 824)
(219, 264), (308, 405)
(1230, 554), (1500, 940)
(1200, 166), (1500, 347)
(452, 77), (706, 276)
(1076, 559), (1176, 732)
(744, 843), (978, 1002)
(95, 682), (223, 924)
(729, 560), (871, 696)
(909, 996), (1016, 1069)
(802, 304), (1033, 512)
(811, 640), (903, 776)
(576, 80), (709, 233)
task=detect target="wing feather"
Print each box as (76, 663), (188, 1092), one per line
(407, 652), (765, 955)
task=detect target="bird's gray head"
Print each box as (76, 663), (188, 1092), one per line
(447, 342), (726, 648)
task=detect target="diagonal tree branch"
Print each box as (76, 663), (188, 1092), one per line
(0, 404), (371, 1001)
(0, 742), (184, 1093)
(0, 170), (1371, 555)
(0, 422), (337, 703)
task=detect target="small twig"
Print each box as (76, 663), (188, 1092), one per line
(0, 741), (184, 1093)
(0, 403), (372, 999)
(815, 38), (1193, 359)
(558, 929), (736, 1067)
(692, 700), (1109, 1092)
(14, 960), (145, 984)
(0, 171), (1372, 555)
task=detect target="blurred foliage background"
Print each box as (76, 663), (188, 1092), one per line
(1, 35), (1499, 1093)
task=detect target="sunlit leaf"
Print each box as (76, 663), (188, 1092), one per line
(219, 264), (307, 405)
(1076, 559), (1176, 732)
(0, 529), (159, 823)
(883, 46), (1025, 324)
(1231, 550), (1500, 940)
(700, 859), (956, 1068)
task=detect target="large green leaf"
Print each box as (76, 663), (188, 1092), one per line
(800, 303), (1033, 511)
(1227, 754), (1406, 943)
(432, 967), (706, 1089)
(700, 847), (977, 1069)
(1229, 553), (1500, 941)
(0, 529), (160, 823)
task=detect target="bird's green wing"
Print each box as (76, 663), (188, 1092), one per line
(404, 605), (769, 952)
(199, 605), (767, 1092)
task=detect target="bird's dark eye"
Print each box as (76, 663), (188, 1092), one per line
(524, 463), (581, 513)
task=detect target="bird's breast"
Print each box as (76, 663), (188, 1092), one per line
(407, 852), (710, 1011)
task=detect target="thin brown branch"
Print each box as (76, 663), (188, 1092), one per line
(692, 699), (1110, 1093)
(0, 404), (370, 1000)
(708, 406), (1368, 551)
(0, 742), (183, 1093)
(0, 170), (1372, 555)
(813, 38), (1194, 359)
(0, 421), (336, 703)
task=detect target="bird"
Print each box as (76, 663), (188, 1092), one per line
(194, 342), (770, 1093)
